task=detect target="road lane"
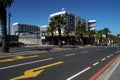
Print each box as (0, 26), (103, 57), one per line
(0, 58), (53, 70)
(0, 46), (119, 80)
(10, 61), (64, 80)
(0, 55), (39, 63)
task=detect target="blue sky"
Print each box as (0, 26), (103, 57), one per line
(8, 0), (120, 35)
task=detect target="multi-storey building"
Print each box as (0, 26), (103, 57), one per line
(12, 23), (40, 35)
(49, 9), (92, 34)
(12, 23), (41, 44)
(12, 22), (40, 37)
(88, 20), (97, 30)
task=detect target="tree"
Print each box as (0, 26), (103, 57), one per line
(0, 0), (14, 53)
(47, 18), (56, 45)
(116, 34), (120, 43)
(117, 34), (120, 38)
(87, 30), (96, 45)
(63, 27), (70, 45)
(50, 15), (66, 48)
(102, 28), (111, 41)
(97, 30), (103, 43)
(75, 24), (86, 45)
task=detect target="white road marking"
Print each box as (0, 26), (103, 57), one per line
(93, 62), (99, 66)
(0, 58), (53, 70)
(111, 54), (113, 56)
(66, 67), (91, 80)
(107, 56), (110, 58)
(65, 53), (76, 57)
(82, 51), (89, 53)
(101, 58), (106, 61)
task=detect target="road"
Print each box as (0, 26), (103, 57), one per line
(0, 46), (119, 80)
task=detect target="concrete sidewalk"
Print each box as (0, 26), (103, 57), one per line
(0, 45), (86, 58)
(97, 54), (120, 80)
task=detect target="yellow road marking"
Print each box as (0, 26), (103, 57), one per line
(10, 61), (64, 80)
(0, 55), (39, 63)
(0, 59), (14, 62)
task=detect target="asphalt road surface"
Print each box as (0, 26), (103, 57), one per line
(0, 46), (119, 80)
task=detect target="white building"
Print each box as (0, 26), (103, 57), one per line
(49, 9), (90, 34)
(12, 22), (41, 44)
(88, 20), (97, 30)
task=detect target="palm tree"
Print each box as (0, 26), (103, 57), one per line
(50, 15), (66, 48)
(87, 30), (96, 45)
(116, 34), (120, 43)
(75, 24), (86, 45)
(102, 28), (111, 41)
(64, 27), (70, 45)
(47, 19), (56, 45)
(0, 0), (14, 53)
(117, 34), (120, 38)
(97, 30), (103, 42)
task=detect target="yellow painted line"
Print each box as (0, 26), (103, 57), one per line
(10, 61), (64, 80)
(0, 59), (14, 63)
(0, 55), (39, 63)
(10, 69), (44, 80)
(14, 55), (39, 59)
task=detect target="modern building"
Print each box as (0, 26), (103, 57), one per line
(49, 9), (93, 34)
(40, 25), (48, 36)
(88, 20), (97, 31)
(12, 22), (40, 36)
(12, 23), (41, 44)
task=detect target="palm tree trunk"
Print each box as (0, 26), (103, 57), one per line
(0, 2), (9, 53)
(51, 32), (54, 45)
(58, 27), (62, 48)
(67, 36), (70, 45)
(106, 33), (108, 44)
(80, 34), (84, 45)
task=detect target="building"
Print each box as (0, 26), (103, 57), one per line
(46, 9), (97, 45)
(12, 22), (40, 36)
(40, 25), (48, 36)
(12, 23), (41, 44)
(49, 9), (92, 34)
(88, 20), (97, 31)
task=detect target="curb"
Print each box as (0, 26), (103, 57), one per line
(89, 54), (120, 80)
(96, 54), (120, 80)
(96, 55), (120, 80)
(0, 47), (74, 58)
(105, 58), (120, 80)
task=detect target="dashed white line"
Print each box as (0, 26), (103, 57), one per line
(101, 58), (106, 61)
(82, 51), (89, 53)
(66, 67), (91, 80)
(93, 62), (99, 66)
(0, 58), (53, 70)
(111, 54), (113, 56)
(107, 56), (110, 58)
(65, 53), (76, 57)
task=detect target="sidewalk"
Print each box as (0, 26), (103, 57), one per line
(97, 54), (120, 80)
(0, 45), (85, 58)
